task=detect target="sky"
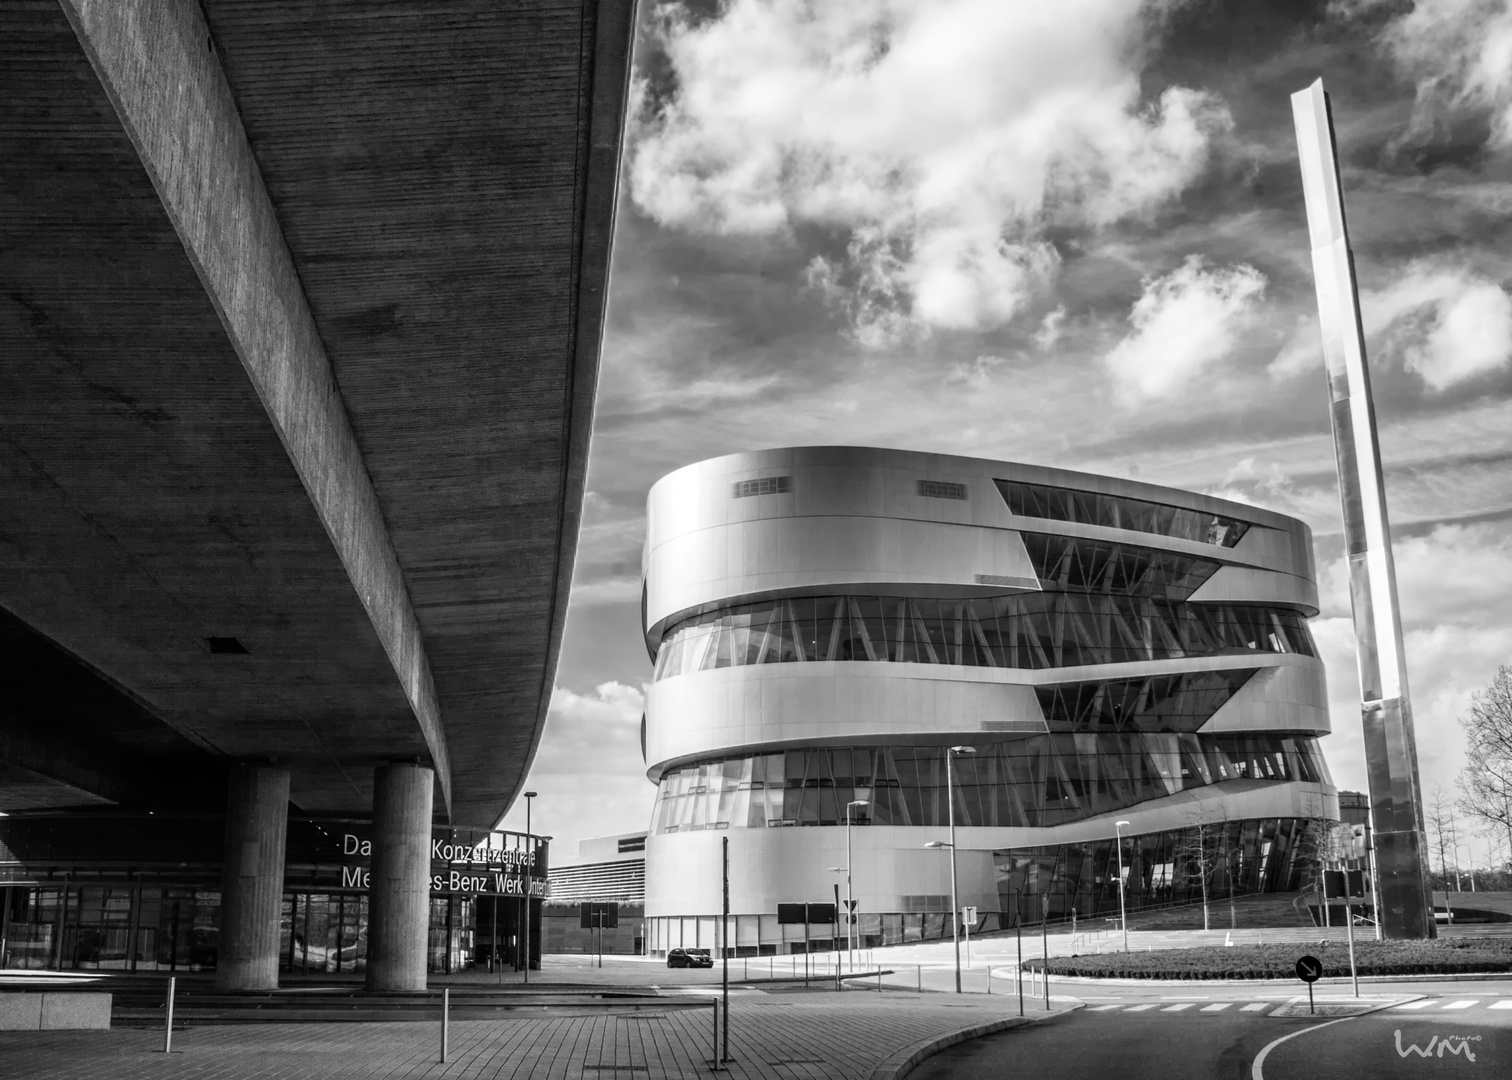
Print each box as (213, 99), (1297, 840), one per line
(499, 0), (1512, 870)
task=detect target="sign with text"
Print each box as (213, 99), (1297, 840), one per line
(322, 821), (549, 900)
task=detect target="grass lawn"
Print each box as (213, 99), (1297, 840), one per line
(1022, 937), (1512, 979)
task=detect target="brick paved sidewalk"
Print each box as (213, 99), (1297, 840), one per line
(0, 990), (1070, 1080)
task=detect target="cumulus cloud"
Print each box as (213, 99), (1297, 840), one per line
(1347, 0), (1512, 151)
(1103, 256), (1267, 404)
(494, 682), (653, 852)
(1268, 261), (1512, 390)
(631, 0), (1231, 342)
(1369, 262), (1512, 390)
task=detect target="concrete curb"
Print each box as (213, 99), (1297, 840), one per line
(1026, 970), (1512, 987)
(866, 1005), (1079, 1080)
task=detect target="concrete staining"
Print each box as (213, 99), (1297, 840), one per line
(0, 0), (633, 825)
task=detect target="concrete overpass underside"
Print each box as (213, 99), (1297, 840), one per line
(0, 0), (635, 827)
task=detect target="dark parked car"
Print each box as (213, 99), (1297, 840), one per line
(667, 948), (713, 969)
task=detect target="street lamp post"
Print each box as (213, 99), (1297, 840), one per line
(1115, 820), (1131, 953)
(846, 800), (867, 973)
(926, 745), (975, 994)
(523, 791), (537, 985)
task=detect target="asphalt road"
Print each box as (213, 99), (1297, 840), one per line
(912, 984), (1512, 1080)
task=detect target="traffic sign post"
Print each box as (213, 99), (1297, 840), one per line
(1041, 893), (1051, 1011)
(1295, 954), (1322, 1015)
(963, 906), (977, 967)
(1324, 871), (1362, 997)
(1014, 892), (1024, 1018)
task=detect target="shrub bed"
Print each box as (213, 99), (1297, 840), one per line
(1021, 938), (1512, 980)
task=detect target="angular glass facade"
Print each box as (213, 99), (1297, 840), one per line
(996, 816), (1309, 922)
(1036, 670), (1253, 732)
(653, 592), (1314, 681)
(1021, 533), (1220, 598)
(651, 738), (1331, 834)
(996, 479), (1251, 548)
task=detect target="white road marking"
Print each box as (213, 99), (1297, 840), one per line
(1124, 1004), (1158, 1012)
(1488, 1000), (1512, 1010)
(1087, 1004), (1123, 1011)
(1201, 1003), (1232, 1012)
(1391, 999), (1437, 1009)
(1441, 1000), (1478, 1010)
(1251, 1015), (1358, 1080)
(1162, 1003), (1194, 1012)
(1241, 1003), (1269, 1012)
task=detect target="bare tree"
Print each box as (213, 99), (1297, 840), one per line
(1292, 792), (1343, 927)
(1173, 805), (1230, 932)
(1426, 785), (1456, 922)
(1458, 666), (1512, 869)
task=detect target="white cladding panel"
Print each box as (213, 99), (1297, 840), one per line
(645, 654), (1329, 776)
(644, 447), (1319, 636)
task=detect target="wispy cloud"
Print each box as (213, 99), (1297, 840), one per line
(1345, 0), (1512, 152)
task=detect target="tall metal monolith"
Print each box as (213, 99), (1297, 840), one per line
(1291, 79), (1434, 938)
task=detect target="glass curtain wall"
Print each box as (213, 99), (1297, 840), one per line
(653, 594), (1314, 681)
(651, 738), (1331, 834)
(647, 815), (1311, 955)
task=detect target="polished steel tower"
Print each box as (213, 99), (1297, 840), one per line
(1292, 79), (1434, 938)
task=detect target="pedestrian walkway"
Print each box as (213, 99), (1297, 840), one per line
(0, 989), (1075, 1080)
(1379, 997), (1512, 1013)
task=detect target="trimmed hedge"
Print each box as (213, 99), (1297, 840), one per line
(1020, 938), (1512, 980)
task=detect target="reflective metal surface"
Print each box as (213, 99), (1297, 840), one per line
(1292, 80), (1433, 938)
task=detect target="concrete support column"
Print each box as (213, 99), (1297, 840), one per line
(366, 763), (434, 991)
(217, 764), (290, 991)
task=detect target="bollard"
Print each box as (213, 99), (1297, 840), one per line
(917, 964), (922, 992)
(877, 966), (882, 992)
(163, 975), (176, 1054)
(441, 987), (450, 1063)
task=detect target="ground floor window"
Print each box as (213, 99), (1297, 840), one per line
(1, 885), (536, 975)
(645, 816), (1327, 955)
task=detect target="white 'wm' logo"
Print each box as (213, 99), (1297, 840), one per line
(1394, 1029), (1480, 1061)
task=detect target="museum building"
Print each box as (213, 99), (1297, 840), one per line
(640, 447), (1338, 955)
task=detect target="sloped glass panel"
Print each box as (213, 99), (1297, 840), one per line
(995, 479), (1252, 547)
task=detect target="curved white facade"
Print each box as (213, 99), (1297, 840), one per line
(642, 448), (1336, 955)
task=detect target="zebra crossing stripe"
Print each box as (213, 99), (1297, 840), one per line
(1488, 1000), (1512, 1010)
(1241, 1003), (1269, 1012)
(1088, 1004), (1124, 1011)
(1441, 1001), (1478, 1010)
(1124, 1004), (1159, 1012)
(1161, 1003), (1194, 1012)
(1392, 1000), (1436, 1009)
(1200, 1003), (1231, 1012)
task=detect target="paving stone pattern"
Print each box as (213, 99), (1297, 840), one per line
(0, 993), (1059, 1080)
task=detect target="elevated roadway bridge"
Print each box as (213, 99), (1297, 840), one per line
(0, 0), (635, 989)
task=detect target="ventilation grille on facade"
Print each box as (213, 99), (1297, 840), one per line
(901, 894), (951, 913)
(733, 476), (791, 498)
(917, 479), (967, 500)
